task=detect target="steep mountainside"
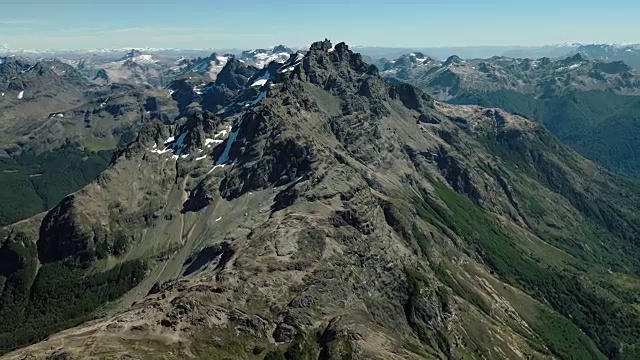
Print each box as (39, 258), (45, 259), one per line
(1, 41), (639, 360)
(382, 54), (640, 177)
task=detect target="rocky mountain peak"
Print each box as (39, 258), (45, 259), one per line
(122, 49), (143, 60)
(166, 112), (223, 154)
(215, 57), (257, 90)
(0, 57), (32, 79)
(444, 54), (462, 65)
(309, 39), (333, 52)
(593, 60), (631, 74)
(540, 57), (552, 65)
(272, 45), (293, 54)
(561, 53), (586, 65)
(303, 40), (370, 75)
(207, 52), (232, 64)
(93, 68), (109, 83)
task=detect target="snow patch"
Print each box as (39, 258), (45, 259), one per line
(252, 78), (268, 87)
(216, 127), (239, 165)
(164, 136), (175, 144)
(207, 164), (226, 174)
(214, 128), (229, 139)
(149, 147), (171, 155)
(17, 91), (24, 99)
(249, 52), (290, 69)
(251, 69), (271, 87)
(195, 155), (207, 161)
(215, 217), (222, 222)
(251, 78), (268, 87)
(205, 138), (223, 147)
(21, 64), (36, 74)
(557, 63), (583, 72)
(132, 54), (157, 64)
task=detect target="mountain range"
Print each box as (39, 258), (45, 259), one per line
(381, 52), (640, 177)
(0, 54), (178, 226)
(0, 40), (638, 360)
(0, 44), (297, 227)
(4, 42), (640, 65)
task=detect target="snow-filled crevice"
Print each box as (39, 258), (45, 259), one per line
(171, 130), (189, 155)
(216, 127), (239, 165)
(251, 69), (271, 87)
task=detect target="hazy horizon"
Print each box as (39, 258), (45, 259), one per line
(1, 43), (637, 52)
(1, 0), (639, 50)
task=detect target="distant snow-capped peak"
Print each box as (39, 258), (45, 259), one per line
(240, 45), (293, 69)
(550, 42), (583, 48)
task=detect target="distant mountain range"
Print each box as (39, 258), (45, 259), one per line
(380, 51), (640, 177)
(350, 43), (640, 64)
(3, 43), (640, 65)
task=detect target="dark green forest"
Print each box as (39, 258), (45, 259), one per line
(0, 145), (113, 226)
(449, 90), (640, 177)
(0, 235), (145, 354)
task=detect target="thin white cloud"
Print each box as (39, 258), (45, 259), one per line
(54, 26), (270, 37)
(0, 27), (278, 50)
(0, 19), (38, 26)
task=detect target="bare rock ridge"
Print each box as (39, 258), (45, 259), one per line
(1, 40), (639, 360)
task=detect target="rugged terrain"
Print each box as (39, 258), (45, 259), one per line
(382, 53), (640, 177)
(0, 55), (180, 226)
(575, 44), (640, 68)
(0, 41), (639, 360)
(0, 45), (295, 226)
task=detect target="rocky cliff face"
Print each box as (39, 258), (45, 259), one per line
(2, 41), (640, 360)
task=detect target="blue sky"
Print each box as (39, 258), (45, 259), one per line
(0, 0), (638, 49)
